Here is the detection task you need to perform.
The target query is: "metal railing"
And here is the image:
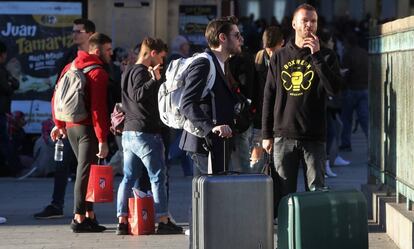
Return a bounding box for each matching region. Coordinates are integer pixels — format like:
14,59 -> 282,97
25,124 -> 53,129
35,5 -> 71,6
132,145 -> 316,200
368,15 -> 414,210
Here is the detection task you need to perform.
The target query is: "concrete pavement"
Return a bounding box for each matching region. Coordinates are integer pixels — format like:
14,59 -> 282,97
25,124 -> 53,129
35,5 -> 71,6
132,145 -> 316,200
0,130 -> 399,249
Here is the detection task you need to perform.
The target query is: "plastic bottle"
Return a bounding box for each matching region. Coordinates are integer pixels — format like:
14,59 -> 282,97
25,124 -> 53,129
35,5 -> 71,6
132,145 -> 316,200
54,138 -> 64,162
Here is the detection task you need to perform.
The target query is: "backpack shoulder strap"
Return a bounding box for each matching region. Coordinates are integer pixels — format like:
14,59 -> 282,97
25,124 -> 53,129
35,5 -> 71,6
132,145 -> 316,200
196,52 -> 216,98
196,52 -> 217,124
69,61 -> 77,70
82,64 -> 102,74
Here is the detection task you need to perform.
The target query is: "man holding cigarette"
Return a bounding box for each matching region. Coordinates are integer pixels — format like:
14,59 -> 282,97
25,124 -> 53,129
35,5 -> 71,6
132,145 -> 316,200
261,3 -> 343,214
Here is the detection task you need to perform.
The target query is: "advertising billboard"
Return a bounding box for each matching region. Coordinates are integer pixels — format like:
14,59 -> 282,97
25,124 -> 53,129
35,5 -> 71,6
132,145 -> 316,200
0,1 -> 84,133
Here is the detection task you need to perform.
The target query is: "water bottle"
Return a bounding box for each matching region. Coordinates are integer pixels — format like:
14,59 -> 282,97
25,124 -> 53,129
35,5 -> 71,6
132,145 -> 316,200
54,138 -> 64,161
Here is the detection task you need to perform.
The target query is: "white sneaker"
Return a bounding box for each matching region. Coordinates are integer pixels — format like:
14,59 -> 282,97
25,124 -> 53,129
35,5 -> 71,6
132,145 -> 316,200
0,217 -> 7,224
184,229 -> 190,236
325,160 -> 337,177
334,156 -> 350,166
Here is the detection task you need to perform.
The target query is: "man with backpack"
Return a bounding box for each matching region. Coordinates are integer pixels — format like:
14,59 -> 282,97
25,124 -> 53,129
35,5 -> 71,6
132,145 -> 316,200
33,18 -> 96,219
173,16 -> 242,246
50,33 -> 112,233
178,16 -> 242,175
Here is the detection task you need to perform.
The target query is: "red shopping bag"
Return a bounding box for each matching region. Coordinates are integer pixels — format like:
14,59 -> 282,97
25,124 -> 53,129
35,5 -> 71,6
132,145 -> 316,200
128,197 -> 155,235
85,163 -> 113,202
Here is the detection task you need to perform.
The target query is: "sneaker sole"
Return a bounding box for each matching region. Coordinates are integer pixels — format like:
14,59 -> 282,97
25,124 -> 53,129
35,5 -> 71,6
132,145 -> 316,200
72,229 -> 105,233
34,214 -> 64,220
71,226 -> 106,233
156,230 -> 183,235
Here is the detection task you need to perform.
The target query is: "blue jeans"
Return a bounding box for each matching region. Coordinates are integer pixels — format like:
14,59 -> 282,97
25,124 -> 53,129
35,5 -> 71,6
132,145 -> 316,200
229,126 -> 252,172
117,131 -> 168,218
326,110 -> 342,159
340,89 -> 369,147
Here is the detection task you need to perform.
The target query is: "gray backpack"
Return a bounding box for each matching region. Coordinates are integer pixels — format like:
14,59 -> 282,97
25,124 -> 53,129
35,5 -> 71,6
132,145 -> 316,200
158,52 -> 216,137
53,61 -> 101,122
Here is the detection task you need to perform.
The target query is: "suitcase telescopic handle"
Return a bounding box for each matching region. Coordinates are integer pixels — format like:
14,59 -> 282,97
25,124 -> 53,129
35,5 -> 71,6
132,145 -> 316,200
220,138 -> 241,175
217,170 -> 240,175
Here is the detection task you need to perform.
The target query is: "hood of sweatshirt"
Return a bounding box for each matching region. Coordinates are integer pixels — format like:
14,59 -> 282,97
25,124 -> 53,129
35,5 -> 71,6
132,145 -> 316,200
286,39 -> 313,58
73,50 -> 105,69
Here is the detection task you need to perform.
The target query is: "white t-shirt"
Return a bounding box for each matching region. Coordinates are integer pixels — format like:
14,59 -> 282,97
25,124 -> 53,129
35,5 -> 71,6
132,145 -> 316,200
217,58 -> 225,75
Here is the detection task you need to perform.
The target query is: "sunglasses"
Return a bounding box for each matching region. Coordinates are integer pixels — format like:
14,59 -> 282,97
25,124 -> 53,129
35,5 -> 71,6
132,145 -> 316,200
230,32 -> 242,40
72,30 -> 87,34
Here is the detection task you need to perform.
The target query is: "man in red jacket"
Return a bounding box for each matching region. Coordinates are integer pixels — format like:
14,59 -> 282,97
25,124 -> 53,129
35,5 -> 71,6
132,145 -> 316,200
51,33 -> 112,233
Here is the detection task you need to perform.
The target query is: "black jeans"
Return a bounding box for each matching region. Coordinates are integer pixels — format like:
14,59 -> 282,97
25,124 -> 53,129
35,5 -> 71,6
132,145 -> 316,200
51,138 -> 77,209
67,125 -> 98,215
273,137 -> 326,217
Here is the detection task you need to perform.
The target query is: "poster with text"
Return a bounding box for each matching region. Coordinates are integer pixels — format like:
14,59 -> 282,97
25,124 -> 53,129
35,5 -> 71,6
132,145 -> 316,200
0,1 -> 82,100
11,100 -> 52,134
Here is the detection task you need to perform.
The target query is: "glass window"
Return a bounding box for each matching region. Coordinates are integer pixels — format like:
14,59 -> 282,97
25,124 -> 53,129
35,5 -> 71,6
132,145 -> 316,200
247,1 -> 260,21
273,0 -> 287,23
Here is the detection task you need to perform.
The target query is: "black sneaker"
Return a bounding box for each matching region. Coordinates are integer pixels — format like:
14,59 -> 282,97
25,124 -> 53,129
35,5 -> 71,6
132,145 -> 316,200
156,218 -> 183,234
85,216 -> 106,232
70,218 -> 105,233
116,223 -> 129,235
34,205 -> 63,219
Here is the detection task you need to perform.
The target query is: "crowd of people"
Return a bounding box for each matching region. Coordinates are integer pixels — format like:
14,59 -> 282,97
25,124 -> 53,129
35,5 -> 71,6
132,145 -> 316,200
0,4 -> 368,244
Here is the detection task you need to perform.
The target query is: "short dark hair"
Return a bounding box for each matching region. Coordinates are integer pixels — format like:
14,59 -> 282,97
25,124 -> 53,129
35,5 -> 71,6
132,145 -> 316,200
0,40 -> 6,54
88,33 -> 112,50
293,3 -> 317,18
263,26 -> 283,48
73,18 -> 96,33
139,37 -> 167,58
205,16 -> 238,48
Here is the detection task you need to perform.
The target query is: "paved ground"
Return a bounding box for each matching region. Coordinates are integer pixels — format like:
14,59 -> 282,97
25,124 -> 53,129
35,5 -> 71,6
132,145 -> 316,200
0,131 -> 399,249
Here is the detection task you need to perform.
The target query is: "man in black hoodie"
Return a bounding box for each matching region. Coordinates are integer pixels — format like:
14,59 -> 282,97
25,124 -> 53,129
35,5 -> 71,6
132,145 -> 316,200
262,4 -> 342,208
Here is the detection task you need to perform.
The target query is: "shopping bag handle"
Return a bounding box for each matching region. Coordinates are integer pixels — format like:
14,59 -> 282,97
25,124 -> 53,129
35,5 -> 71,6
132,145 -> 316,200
264,151 -> 273,164
97,158 -> 106,165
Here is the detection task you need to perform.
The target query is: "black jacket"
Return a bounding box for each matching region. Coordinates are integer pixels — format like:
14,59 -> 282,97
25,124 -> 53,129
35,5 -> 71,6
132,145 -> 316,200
262,39 -> 343,141
253,49 -> 271,129
0,64 -> 19,114
121,64 -> 164,133
342,45 -> 368,90
179,49 -> 238,155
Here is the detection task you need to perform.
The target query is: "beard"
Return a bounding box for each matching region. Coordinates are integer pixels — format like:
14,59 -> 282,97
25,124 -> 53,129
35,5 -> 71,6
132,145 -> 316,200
228,45 -> 242,56
303,29 -> 314,38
